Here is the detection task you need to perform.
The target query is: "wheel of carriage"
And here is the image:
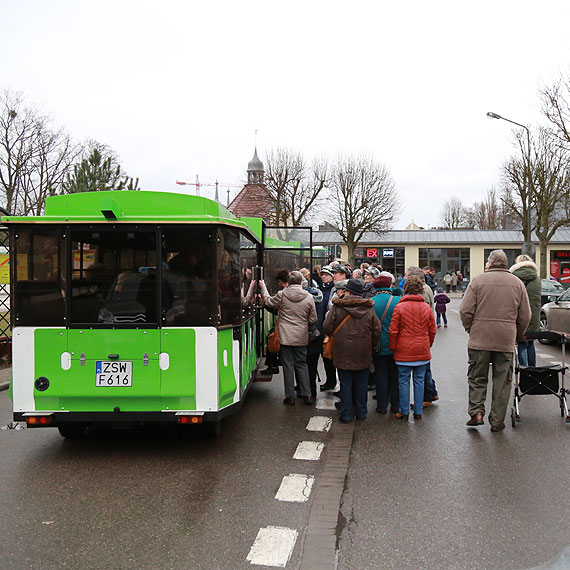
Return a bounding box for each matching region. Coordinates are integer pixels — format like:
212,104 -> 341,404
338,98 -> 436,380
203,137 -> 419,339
203,419 -> 222,438
560,399 -> 565,418
58,423 -> 88,439
511,408 -> 516,428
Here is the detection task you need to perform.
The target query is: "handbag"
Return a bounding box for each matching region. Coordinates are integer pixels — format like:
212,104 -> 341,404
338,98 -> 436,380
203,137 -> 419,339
267,298 -> 283,354
322,315 -> 351,360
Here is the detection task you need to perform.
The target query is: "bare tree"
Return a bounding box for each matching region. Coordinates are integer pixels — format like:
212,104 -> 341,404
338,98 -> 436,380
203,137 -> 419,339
541,72 -> 570,149
0,88 -> 80,215
327,154 -> 399,266
466,188 -> 507,229
440,197 -> 467,229
501,126 -> 570,277
264,148 -> 328,226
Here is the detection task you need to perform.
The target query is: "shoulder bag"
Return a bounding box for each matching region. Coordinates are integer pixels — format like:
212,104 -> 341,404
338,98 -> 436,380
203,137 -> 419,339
322,314 -> 351,360
267,297 -> 283,353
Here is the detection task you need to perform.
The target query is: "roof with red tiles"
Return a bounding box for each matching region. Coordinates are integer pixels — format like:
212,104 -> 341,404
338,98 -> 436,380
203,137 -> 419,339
228,183 -> 274,222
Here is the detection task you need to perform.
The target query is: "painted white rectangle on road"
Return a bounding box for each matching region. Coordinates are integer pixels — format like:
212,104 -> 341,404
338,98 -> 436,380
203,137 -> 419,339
294,441 -> 324,460
316,398 -> 338,411
246,526 -> 298,567
306,416 -> 332,432
275,473 -> 315,502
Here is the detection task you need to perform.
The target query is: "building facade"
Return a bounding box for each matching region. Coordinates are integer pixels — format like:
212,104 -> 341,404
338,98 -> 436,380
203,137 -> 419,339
313,229 -> 570,285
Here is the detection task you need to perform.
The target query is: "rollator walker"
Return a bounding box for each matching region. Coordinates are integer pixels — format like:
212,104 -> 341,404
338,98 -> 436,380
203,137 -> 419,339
511,331 -> 569,427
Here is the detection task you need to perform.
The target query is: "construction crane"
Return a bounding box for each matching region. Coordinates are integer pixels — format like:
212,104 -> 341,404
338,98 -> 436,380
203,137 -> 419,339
176,175 -> 241,205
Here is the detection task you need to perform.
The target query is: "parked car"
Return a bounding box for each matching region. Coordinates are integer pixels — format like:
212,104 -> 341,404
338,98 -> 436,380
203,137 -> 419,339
541,279 -> 564,307
539,287 -> 570,343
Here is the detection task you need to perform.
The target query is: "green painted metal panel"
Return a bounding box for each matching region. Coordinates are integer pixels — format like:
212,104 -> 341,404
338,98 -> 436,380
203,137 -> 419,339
160,329 -> 196,410
68,329 -> 160,361
44,329 -> 162,412
218,328 -> 237,408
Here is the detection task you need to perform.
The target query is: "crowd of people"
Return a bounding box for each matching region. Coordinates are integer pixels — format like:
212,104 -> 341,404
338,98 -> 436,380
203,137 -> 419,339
254,250 -> 537,431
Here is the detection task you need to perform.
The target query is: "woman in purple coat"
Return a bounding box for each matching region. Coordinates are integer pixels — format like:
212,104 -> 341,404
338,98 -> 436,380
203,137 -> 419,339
434,287 -> 450,328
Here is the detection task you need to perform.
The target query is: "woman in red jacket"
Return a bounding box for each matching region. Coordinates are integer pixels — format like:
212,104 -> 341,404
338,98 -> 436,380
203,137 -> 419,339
389,275 -> 436,420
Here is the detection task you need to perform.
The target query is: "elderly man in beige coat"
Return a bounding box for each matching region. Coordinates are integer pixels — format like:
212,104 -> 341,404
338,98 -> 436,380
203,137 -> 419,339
460,250 -> 531,432
259,271 -> 317,406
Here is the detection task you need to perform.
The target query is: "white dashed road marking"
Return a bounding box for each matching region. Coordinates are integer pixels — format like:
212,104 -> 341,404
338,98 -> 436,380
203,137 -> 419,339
246,526 -> 298,567
275,474 -> 315,502
293,441 -> 325,460
316,398 -> 338,411
306,416 -> 332,432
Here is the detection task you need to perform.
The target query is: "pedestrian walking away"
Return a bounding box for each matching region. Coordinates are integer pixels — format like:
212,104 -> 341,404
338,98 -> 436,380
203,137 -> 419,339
259,271 -> 317,406
434,287 -> 450,328
460,249 -> 531,432
389,275 -> 436,421
323,278 -> 381,423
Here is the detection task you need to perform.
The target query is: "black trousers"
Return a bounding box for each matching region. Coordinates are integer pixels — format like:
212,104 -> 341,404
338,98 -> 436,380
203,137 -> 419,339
307,353 -> 337,391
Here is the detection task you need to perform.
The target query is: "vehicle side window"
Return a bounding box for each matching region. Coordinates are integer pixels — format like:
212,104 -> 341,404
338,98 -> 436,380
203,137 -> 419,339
14,227 -> 66,326
162,226 -> 215,326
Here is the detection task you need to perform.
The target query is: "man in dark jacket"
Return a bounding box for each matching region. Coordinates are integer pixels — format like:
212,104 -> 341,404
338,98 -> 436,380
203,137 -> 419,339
323,279 -> 381,423
318,266 -> 338,391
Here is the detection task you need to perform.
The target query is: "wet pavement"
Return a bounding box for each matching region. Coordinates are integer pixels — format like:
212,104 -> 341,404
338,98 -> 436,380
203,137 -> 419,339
337,298 -> 570,570
0,374 -> 335,569
2,297 -> 570,569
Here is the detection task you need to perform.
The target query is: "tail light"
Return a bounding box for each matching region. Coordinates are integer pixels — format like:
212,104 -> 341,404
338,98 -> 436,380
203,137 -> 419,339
177,415 -> 203,424
25,415 -> 54,426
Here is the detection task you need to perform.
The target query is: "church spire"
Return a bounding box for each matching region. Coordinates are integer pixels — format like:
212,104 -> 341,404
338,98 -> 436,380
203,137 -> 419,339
247,147 -> 264,185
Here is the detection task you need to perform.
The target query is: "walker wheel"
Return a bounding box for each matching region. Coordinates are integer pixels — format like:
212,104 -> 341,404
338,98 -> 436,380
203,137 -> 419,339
511,408 -> 516,428
566,416 -> 570,424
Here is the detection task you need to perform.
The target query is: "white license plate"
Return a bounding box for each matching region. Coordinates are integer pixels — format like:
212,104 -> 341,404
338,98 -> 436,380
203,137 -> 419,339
96,361 -> 133,387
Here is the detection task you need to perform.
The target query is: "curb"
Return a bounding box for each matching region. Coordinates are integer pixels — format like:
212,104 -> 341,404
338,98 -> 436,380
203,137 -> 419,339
298,421 -> 354,569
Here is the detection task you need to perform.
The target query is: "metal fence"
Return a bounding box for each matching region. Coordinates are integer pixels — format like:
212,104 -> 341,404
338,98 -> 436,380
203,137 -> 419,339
0,226 -> 11,365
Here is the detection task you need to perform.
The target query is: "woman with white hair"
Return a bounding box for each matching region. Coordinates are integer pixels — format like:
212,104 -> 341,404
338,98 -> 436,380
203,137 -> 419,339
509,254 -> 541,366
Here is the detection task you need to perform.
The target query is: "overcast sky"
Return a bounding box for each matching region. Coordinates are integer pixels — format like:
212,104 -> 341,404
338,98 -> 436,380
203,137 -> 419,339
2,0 -> 570,228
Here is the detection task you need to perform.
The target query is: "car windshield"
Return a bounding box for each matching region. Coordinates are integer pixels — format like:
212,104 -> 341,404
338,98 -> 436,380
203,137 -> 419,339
557,288 -> 570,302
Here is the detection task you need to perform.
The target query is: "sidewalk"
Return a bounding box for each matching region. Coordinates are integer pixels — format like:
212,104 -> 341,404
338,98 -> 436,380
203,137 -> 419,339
0,366 -> 11,391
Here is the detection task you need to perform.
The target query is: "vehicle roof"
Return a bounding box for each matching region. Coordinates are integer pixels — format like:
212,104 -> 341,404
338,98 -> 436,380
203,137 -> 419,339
0,191 -> 263,242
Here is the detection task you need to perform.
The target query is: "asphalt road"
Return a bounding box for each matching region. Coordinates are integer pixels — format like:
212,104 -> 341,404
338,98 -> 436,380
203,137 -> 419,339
0,375 -> 333,569
2,298 -> 570,570
337,298 -> 570,570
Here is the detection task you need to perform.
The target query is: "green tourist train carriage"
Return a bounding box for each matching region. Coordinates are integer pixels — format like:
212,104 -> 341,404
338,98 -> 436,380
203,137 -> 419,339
5,191 -> 312,437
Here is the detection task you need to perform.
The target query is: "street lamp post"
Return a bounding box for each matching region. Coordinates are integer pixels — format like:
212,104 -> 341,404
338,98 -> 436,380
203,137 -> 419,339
486,111 -> 534,257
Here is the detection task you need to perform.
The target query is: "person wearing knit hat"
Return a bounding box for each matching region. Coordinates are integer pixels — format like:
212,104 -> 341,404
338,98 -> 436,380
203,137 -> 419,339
363,266 -> 381,298
331,265 -> 352,280
372,272 -> 401,414
373,274 -> 393,289
323,278 -> 381,423
316,264 -> 338,392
